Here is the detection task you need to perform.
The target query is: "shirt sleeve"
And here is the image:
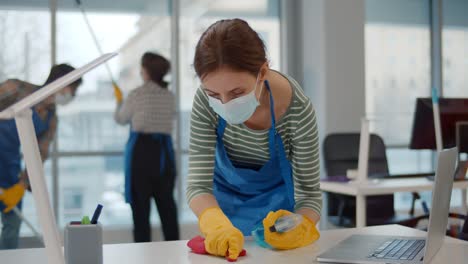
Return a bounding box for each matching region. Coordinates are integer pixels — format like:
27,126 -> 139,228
185,88 -> 218,204
0,79 -> 21,111
114,91 -> 134,125
291,100 -> 322,215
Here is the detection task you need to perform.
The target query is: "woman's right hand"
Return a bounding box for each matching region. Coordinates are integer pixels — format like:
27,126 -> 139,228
113,82 -> 123,103
199,207 -> 244,261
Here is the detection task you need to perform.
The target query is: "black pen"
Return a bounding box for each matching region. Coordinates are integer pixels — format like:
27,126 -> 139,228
91,204 -> 103,224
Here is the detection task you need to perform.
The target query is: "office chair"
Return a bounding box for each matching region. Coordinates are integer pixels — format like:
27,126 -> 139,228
323,133 -> 426,228
404,212 -> 468,241
459,213 -> 468,240
445,213 -> 468,240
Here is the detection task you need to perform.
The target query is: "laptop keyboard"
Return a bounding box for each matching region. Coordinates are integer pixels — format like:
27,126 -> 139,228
368,239 -> 425,260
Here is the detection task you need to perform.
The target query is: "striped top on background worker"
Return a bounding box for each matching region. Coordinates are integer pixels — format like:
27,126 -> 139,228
114,52 -> 179,242
114,80 -> 174,134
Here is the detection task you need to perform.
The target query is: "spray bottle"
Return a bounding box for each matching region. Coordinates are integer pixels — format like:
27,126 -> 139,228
251,214 -> 303,248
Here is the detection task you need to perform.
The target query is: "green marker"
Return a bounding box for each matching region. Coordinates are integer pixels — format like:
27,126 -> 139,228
81,215 -> 91,225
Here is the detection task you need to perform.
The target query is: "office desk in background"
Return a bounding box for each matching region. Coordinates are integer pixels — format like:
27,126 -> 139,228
321,177 -> 468,227
0,225 -> 467,264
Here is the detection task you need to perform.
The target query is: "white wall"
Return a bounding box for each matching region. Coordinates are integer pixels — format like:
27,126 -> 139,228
293,0 -> 365,228
282,0 -> 366,139
300,0 -> 366,137
280,0 -> 365,183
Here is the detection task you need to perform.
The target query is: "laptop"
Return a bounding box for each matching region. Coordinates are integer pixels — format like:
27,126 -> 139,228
317,147 -> 458,264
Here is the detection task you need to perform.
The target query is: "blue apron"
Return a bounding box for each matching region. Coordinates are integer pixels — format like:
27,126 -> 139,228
0,108 -> 53,211
124,130 -> 176,204
213,80 -> 295,235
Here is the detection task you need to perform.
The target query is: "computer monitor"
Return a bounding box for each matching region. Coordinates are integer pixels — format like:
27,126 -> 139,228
410,98 -> 468,153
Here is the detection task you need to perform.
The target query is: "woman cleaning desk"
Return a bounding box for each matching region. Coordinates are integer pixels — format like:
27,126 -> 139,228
186,18 -> 321,261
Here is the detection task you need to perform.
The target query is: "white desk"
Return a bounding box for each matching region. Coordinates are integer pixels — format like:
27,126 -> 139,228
321,177 -> 468,227
0,225 -> 466,263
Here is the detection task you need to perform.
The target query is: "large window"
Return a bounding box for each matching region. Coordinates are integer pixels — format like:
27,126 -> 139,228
366,0 -> 431,146
56,2 -> 171,227
58,156 -> 129,225
0,8 -> 50,83
54,0 -> 281,225
0,6 -> 52,236
365,0 -> 434,211
56,12 -> 142,152
365,0 -> 467,211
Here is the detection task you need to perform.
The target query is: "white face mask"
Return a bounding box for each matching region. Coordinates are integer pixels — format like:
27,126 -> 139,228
55,92 -> 73,105
208,73 -> 264,125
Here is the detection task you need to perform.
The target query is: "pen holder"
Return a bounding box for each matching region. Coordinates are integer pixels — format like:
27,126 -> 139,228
64,223 -> 103,264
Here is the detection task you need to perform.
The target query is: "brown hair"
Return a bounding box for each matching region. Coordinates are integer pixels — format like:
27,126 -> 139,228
44,64 -> 82,94
194,18 -> 267,80
141,52 -> 170,88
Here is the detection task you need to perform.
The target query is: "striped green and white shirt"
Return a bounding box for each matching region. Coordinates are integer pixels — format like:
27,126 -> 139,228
186,73 -> 321,215
114,81 -> 175,134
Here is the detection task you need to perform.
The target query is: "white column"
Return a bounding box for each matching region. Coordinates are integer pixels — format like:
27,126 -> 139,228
300,0 -> 366,137
297,0 -> 366,228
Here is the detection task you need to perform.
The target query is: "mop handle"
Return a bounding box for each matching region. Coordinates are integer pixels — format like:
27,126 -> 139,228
0,188 -> 43,243
13,207 -> 43,243
75,0 -> 117,84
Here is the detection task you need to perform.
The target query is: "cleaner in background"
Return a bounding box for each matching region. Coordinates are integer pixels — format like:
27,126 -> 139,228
114,52 -> 179,242
0,64 -> 82,249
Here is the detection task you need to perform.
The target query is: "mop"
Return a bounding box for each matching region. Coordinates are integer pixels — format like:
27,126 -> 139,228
12,207 -> 44,244
74,0 -> 123,96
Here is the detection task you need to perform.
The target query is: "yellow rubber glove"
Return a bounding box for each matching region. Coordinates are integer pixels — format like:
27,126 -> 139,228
263,209 -> 320,250
0,183 -> 25,213
113,82 -> 123,103
199,207 -> 244,261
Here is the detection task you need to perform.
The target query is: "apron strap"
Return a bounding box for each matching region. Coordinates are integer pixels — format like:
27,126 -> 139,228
216,80 -> 279,155
266,80 -> 294,205
264,80 -> 277,129
264,80 -> 278,155
216,116 -> 227,139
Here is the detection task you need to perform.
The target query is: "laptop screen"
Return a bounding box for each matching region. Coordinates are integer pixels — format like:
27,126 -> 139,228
423,148 -> 458,263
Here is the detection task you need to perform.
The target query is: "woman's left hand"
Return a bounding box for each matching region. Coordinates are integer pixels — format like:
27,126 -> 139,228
263,209 -> 320,250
